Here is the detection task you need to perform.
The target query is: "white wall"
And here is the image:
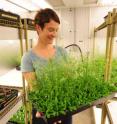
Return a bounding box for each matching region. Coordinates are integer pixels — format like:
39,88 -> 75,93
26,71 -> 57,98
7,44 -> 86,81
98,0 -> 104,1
55,6 -> 117,57
56,8 -> 75,47
75,7 -> 90,55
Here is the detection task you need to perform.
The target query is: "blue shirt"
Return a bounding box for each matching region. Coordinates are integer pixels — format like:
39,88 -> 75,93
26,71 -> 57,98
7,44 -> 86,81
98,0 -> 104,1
21,46 -> 66,74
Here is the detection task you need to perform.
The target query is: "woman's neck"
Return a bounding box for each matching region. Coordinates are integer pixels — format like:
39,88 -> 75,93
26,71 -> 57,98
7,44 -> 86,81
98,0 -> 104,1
36,40 -> 53,50
33,40 -> 55,59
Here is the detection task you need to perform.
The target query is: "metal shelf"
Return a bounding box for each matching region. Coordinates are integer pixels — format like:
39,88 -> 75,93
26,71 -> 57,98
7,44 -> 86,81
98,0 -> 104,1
0,86 -> 23,124
0,9 -> 20,28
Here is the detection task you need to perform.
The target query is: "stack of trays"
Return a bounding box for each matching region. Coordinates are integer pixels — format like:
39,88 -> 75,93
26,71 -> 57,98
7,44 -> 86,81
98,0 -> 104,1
0,87 -> 18,111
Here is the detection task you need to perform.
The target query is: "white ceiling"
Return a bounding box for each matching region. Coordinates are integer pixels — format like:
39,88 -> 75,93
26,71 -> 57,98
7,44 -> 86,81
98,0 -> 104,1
46,0 -> 98,7
0,0 -> 117,15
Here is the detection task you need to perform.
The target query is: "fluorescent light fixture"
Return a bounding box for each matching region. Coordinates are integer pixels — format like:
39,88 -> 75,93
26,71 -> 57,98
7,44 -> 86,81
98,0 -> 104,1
31,0 -> 53,9
0,0 -> 28,13
8,0 -> 39,11
98,0 -> 117,5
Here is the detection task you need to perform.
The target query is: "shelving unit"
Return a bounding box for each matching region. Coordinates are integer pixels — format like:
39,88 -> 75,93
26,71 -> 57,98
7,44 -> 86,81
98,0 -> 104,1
21,18 -> 37,124
0,11 -> 37,123
0,9 -> 24,124
94,8 -> 117,82
93,8 -> 117,124
0,9 -> 23,56
0,85 -> 23,124
21,18 -> 37,51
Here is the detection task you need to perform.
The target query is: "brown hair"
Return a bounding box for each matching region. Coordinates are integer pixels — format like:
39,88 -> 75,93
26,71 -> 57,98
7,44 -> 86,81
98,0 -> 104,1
35,8 -> 60,29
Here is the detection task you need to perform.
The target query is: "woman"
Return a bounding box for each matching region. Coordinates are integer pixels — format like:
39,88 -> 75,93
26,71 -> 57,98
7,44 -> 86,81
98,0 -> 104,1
21,8 -> 72,124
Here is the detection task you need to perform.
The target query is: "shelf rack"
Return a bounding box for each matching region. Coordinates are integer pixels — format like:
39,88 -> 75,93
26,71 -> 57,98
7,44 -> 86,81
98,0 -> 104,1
21,18 -> 35,51
0,85 -> 23,124
0,9 -> 37,124
0,9 -> 23,56
93,8 -> 117,124
0,9 -> 26,124
93,8 -> 117,81
21,18 -> 37,124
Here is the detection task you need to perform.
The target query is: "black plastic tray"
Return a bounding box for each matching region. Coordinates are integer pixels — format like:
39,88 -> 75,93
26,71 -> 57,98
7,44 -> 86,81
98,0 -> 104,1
47,92 -> 117,123
0,86 -> 18,110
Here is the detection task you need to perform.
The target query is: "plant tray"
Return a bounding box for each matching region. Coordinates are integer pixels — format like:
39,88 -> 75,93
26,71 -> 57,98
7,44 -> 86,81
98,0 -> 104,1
47,104 -> 90,124
7,121 -> 19,124
47,92 -> 117,123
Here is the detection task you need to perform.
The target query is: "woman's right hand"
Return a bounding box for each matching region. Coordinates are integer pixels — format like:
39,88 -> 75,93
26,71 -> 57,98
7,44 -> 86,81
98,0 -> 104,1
36,111 -> 62,123
36,111 -> 42,118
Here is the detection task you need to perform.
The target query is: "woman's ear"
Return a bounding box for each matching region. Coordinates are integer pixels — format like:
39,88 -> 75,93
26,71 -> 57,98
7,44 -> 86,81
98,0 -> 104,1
35,24 -> 41,35
35,24 -> 41,31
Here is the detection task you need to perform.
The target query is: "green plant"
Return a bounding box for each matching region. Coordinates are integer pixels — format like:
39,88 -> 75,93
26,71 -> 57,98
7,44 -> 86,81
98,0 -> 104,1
10,106 -> 25,124
28,57 -> 117,118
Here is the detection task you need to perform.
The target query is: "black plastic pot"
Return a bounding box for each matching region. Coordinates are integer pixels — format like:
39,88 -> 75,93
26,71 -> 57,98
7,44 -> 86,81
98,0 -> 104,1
16,66 -> 21,71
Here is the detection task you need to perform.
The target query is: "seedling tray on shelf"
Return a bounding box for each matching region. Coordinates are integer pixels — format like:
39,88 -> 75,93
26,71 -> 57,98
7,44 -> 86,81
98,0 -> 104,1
0,85 -> 18,111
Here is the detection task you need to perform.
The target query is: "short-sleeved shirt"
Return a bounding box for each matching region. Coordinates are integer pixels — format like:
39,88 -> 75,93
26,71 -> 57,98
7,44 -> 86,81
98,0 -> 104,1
21,46 -> 66,74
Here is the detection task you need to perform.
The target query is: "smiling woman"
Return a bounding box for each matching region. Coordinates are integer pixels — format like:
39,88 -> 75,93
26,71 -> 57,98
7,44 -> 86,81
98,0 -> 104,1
21,8 -> 72,124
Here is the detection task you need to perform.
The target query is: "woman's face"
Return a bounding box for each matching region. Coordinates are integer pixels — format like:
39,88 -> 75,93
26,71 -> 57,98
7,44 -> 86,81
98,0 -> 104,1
38,20 -> 59,45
